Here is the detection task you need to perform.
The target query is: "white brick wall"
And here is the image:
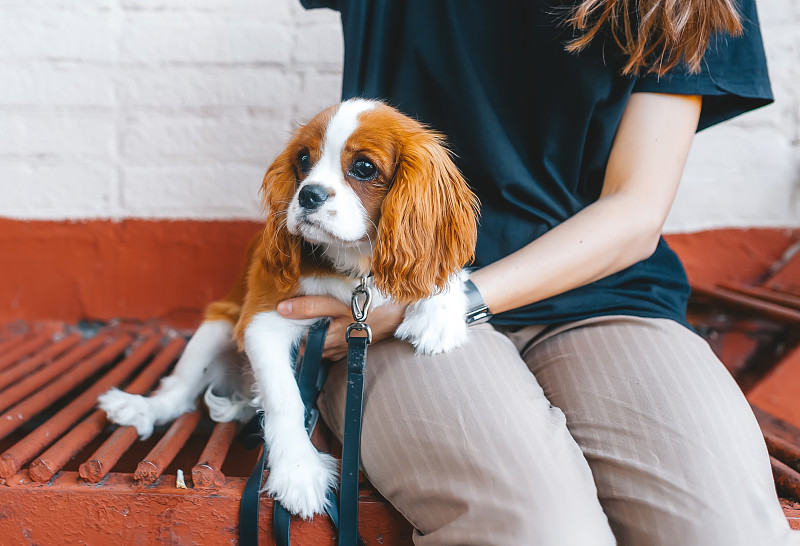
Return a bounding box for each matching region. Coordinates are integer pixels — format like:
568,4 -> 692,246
0,0 -> 797,231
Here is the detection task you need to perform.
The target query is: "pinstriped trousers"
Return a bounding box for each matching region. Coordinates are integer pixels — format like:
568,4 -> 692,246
318,316 -> 800,545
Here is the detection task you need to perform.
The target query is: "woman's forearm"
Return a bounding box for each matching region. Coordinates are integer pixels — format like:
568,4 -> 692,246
469,92 -> 702,315
470,192 -> 662,314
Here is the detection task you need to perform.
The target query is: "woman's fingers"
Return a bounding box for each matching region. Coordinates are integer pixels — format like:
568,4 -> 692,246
276,296 -> 408,360
276,296 -> 349,320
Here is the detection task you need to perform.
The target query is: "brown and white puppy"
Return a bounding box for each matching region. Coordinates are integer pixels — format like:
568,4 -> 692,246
99,99 -> 479,518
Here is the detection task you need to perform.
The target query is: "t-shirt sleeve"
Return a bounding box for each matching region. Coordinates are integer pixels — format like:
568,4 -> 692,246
299,0 -> 340,10
633,0 -> 773,131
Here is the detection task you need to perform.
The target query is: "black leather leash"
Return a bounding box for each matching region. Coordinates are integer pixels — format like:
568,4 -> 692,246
240,276 -> 372,546
339,277 -> 372,546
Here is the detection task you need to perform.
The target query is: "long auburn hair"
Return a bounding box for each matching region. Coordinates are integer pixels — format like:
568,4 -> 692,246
565,0 -> 743,75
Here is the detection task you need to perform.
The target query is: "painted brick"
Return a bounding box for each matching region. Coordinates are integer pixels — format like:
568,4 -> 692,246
0,0 -> 796,232
757,0 -> 800,24
294,71 -> 343,121
0,162 -> 116,219
666,125 -> 800,231
120,0 -> 290,20
0,0 -> 114,9
121,114 -> 292,162
118,67 -> 300,110
0,113 -> 115,158
292,23 -> 344,66
756,23 -> 800,140
686,125 -> 797,183
121,164 -> 263,218
289,0 -> 340,25
120,14 -> 291,65
0,10 -> 118,63
0,64 -> 116,108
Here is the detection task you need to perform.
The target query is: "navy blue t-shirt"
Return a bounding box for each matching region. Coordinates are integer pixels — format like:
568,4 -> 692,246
302,0 -> 773,327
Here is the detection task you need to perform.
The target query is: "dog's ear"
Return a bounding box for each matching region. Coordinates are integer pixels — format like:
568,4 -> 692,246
259,145 -> 302,293
372,133 -> 479,303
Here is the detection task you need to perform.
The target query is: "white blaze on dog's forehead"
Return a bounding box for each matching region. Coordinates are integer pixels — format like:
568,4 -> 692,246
286,99 -> 379,245
321,99 -> 377,164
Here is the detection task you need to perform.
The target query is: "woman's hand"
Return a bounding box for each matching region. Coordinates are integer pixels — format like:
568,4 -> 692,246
277,296 -> 408,361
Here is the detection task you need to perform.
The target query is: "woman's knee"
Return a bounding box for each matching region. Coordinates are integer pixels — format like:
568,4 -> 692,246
525,316 -> 797,545
319,327 -> 615,544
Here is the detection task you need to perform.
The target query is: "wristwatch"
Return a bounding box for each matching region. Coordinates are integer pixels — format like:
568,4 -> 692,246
464,278 -> 492,325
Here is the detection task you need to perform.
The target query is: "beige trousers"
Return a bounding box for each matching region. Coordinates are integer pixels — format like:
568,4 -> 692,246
318,316 -> 800,545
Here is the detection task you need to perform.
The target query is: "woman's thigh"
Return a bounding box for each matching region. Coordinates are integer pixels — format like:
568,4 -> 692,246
523,315 -> 798,546
318,324 -> 616,546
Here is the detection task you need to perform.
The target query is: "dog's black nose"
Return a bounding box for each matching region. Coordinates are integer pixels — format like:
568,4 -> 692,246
298,184 -> 330,210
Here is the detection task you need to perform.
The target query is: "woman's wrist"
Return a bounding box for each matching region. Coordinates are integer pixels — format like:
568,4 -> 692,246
464,277 -> 492,325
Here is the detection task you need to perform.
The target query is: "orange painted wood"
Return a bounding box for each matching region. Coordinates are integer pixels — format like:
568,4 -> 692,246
665,229 -> 800,290
749,345 -> 800,430
28,409 -> 109,482
0,336 -> 160,478
0,331 -> 55,372
0,218 -> 261,327
763,242 -> 800,296
718,283 -> 800,312
691,285 -> 800,323
31,338 -> 185,482
192,421 -> 238,489
134,410 -> 202,484
79,426 -> 140,483
0,332 -> 81,391
0,333 -> 110,414
0,219 -> 795,327
0,333 -> 31,357
772,457 -> 800,501
766,432 -> 800,472
0,335 -> 129,445
0,471 -> 414,545
77,338 -> 186,483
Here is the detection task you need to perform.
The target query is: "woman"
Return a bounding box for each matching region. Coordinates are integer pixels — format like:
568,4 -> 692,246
279,0 -> 798,544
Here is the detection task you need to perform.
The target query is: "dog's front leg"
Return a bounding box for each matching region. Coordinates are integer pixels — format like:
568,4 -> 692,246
395,272 -> 470,355
244,312 -> 338,519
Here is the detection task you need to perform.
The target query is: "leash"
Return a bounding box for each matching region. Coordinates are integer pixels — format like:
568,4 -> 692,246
339,277 -> 372,546
240,277 -> 372,546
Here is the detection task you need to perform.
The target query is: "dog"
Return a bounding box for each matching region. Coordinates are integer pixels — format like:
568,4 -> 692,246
98,98 -> 479,518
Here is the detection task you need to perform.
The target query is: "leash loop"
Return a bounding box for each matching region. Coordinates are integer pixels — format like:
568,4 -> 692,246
346,276 -> 373,344
349,275 -> 372,323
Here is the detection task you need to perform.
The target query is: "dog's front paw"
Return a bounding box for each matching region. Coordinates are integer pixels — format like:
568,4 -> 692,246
395,274 -> 470,355
397,316 -> 469,355
97,388 -> 156,439
266,449 -> 338,519
396,285 -> 469,354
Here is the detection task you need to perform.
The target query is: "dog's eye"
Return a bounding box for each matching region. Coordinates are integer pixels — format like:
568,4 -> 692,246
298,152 -> 312,175
349,159 -> 377,181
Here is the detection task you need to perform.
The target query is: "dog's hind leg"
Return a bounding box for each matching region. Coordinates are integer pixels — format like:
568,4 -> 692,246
203,358 -> 256,423
98,319 -> 236,439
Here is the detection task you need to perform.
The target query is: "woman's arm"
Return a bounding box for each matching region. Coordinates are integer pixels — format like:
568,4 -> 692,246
278,92 -> 701,359
470,92 -> 701,313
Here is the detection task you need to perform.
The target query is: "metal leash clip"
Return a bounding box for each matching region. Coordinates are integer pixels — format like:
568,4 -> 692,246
346,276 -> 373,344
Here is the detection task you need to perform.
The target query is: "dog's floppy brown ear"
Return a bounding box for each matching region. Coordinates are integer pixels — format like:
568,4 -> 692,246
259,146 -> 303,294
372,132 -> 479,303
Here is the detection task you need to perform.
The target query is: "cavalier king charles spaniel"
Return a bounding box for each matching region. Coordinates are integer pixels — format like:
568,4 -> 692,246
98,98 -> 479,518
